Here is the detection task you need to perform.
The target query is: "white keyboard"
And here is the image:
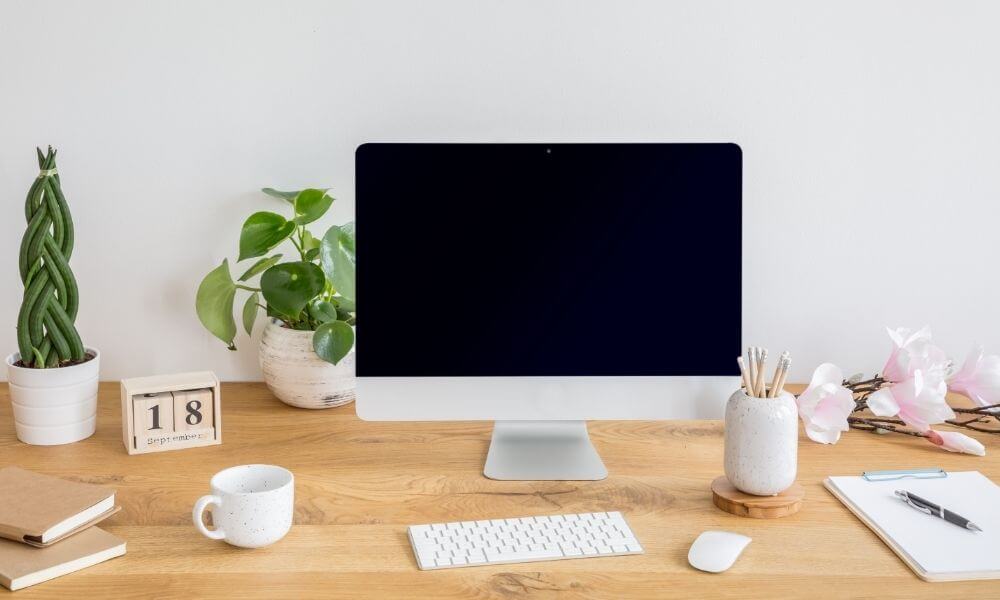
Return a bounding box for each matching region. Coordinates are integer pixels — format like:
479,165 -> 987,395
408,511 -> 643,570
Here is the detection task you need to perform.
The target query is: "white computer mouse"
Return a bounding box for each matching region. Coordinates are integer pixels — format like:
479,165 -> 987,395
687,531 -> 752,573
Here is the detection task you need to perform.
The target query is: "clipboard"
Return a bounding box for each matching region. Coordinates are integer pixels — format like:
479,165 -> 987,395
825,469 -> 1000,582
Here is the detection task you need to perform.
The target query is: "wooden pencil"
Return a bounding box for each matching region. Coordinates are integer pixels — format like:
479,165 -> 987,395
746,347 -> 757,397
754,348 -> 768,397
737,356 -> 753,394
767,352 -> 788,398
773,356 -> 791,397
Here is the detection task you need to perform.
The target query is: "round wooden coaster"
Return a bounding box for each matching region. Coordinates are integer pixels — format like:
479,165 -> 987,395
711,476 -> 804,519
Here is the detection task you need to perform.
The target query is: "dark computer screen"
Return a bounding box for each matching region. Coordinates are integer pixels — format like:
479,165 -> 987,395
356,143 -> 741,377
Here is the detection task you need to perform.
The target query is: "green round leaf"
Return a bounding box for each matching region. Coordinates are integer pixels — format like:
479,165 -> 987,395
238,212 -> 296,261
196,259 -> 237,349
261,187 -> 300,204
238,254 -> 283,281
308,300 -> 339,324
260,261 -> 325,319
320,222 -> 356,302
302,229 -> 320,251
331,295 -> 355,313
293,189 -> 334,225
312,320 -> 355,365
242,292 -> 259,336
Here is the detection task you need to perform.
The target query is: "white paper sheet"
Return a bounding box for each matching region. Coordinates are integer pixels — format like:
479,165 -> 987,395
827,471 -> 1000,578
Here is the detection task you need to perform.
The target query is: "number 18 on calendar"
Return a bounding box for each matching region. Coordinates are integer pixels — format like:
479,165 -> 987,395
120,372 -> 222,455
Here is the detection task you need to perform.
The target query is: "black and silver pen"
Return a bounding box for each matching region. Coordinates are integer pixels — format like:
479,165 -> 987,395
894,490 -> 982,532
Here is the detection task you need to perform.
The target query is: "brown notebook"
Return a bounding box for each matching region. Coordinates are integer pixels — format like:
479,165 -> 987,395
0,467 -> 119,547
0,527 -> 125,591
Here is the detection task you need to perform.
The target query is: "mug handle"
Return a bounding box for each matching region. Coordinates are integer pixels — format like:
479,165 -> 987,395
193,495 -> 225,540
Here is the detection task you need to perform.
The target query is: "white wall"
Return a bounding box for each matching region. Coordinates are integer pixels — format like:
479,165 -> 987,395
1,0 -> 998,383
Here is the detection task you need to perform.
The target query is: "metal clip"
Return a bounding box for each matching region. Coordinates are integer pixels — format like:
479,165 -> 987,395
862,468 -> 947,482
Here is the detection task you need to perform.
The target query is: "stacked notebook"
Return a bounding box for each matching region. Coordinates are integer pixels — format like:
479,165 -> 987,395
0,467 -> 126,591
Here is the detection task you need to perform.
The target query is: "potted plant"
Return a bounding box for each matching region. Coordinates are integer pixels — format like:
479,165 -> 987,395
196,187 -> 356,409
6,147 -> 100,445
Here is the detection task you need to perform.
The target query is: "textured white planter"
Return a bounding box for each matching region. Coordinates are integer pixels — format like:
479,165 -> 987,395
259,320 -> 355,409
723,388 -> 798,496
5,348 -> 100,445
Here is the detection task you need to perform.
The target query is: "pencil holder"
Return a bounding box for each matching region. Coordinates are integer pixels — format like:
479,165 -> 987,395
724,388 -> 798,496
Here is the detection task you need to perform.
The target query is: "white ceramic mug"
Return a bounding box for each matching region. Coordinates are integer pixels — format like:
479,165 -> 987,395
193,464 -> 294,548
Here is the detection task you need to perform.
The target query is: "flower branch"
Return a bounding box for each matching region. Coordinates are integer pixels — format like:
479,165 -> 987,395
842,372 -> 1000,438
794,326 -> 996,456
846,416 -> 927,437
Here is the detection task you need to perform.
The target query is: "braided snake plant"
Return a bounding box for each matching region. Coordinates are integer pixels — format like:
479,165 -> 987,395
16,147 -> 87,368
195,188 -> 356,365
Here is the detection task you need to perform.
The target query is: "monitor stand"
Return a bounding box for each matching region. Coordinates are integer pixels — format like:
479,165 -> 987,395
483,420 -> 608,481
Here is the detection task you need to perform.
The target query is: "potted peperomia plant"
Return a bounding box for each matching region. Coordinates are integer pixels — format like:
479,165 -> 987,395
6,147 -> 100,445
196,187 -> 356,409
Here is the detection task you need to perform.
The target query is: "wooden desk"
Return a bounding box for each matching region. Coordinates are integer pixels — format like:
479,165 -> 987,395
1,383 -> 997,599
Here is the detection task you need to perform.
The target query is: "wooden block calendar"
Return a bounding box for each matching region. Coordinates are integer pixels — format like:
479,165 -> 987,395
120,372 -> 221,455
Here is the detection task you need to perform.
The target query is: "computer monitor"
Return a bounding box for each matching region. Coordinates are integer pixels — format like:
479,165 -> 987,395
356,143 -> 741,480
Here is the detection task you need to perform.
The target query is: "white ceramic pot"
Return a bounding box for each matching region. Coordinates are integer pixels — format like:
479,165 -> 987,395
723,388 -> 798,496
5,348 -> 100,445
259,320 -> 355,409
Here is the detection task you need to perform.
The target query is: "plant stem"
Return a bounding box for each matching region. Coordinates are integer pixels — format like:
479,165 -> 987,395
832,373 -> 1000,437
844,376 -> 887,389
952,404 -> 1000,414
294,226 -> 309,261
847,416 -> 928,437
290,236 -> 304,260
944,418 -> 1000,433
235,284 -> 260,292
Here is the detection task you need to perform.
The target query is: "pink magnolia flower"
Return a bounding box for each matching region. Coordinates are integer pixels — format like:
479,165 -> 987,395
948,345 -> 1000,408
796,363 -> 855,444
869,326 -> 955,432
926,429 -> 986,456
868,369 -> 954,432
882,326 -> 949,382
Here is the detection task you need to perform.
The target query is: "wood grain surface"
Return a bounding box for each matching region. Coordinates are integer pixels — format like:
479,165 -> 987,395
1,382 -> 997,599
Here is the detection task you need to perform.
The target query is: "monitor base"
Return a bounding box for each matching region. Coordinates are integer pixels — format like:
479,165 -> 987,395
483,420 -> 608,481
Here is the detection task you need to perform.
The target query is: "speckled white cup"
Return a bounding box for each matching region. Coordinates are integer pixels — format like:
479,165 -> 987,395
723,389 -> 798,496
193,464 -> 294,548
